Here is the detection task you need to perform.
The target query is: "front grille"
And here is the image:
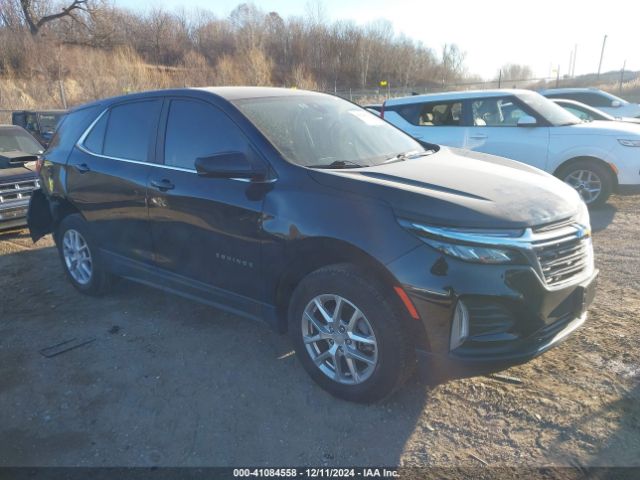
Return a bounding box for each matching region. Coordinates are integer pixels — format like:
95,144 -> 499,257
0,178 -> 39,204
533,228 -> 591,287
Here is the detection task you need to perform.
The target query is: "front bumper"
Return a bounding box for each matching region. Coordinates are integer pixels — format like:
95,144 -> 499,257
0,199 -> 29,230
386,244 -> 598,372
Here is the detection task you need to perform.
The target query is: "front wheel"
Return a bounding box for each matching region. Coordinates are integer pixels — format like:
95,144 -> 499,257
288,264 -> 415,403
557,160 -> 614,207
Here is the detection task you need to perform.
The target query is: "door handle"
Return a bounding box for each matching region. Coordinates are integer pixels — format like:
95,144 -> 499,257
150,179 -> 175,191
74,163 -> 90,173
470,134 -> 488,140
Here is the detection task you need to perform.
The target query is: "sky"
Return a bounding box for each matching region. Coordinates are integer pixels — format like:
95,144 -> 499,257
113,0 -> 639,80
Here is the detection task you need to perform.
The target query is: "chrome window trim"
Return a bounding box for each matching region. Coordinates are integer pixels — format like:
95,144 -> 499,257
76,107 -> 277,183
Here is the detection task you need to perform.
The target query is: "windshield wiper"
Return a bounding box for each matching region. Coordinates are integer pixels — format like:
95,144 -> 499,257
307,160 -> 364,169
382,150 -> 435,164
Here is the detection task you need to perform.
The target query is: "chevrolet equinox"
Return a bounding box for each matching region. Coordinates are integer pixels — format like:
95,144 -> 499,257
28,87 -> 598,402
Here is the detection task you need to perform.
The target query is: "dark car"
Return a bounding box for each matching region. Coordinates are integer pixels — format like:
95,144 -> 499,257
12,109 -> 66,147
0,125 -> 43,230
28,87 -> 598,402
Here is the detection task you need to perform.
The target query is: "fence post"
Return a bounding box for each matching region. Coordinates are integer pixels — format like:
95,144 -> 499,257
58,79 -> 68,110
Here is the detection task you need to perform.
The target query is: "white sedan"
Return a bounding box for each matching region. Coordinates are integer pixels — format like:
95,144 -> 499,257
382,89 -> 640,206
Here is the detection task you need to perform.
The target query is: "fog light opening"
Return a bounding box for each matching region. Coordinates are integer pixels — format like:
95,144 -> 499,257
450,300 -> 469,351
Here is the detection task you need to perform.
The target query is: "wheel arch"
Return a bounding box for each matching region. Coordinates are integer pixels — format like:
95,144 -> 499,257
273,237 -> 417,334
552,156 -> 619,190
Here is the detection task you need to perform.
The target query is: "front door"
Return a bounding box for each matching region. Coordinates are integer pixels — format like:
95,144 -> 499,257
463,96 -> 550,171
147,97 -> 267,306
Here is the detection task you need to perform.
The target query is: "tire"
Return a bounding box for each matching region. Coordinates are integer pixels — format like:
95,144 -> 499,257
56,214 -> 112,296
557,160 -> 614,208
288,263 -> 415,403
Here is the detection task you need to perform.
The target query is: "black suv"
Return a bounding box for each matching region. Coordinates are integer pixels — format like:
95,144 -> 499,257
28,87 -> 598,402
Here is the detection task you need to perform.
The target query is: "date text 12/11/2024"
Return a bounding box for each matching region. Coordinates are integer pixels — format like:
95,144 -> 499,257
232,468 -> 399,478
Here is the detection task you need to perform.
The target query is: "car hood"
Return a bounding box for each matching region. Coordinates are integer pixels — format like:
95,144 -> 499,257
554,120 -> 640,136
0,158 -> 37,182
308,147 -> 581,229
0,150 -> 39,169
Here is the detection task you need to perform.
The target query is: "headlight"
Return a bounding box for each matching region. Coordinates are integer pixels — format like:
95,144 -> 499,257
399,220 -> 525,265
421,238 -> 521,264
618,139 -> 640,147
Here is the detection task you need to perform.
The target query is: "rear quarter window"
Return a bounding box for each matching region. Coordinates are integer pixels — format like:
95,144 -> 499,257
45,105 -> 103,165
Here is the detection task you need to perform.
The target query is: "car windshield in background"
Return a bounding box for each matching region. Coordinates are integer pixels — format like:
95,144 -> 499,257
234,95 -> 425,168
517,92 -> 582,126
0,129 -> 43,155
38,113 -> 64,133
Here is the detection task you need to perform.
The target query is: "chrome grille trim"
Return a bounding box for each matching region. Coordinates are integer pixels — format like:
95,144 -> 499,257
0,179 -> 40,204
400,219 -> 594,289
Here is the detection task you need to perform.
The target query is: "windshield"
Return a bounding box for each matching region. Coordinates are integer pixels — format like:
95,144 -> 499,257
517,92 -> 582,126
234,94 -> 425,167
0,128 -> 44,155
38,112 -> 64,133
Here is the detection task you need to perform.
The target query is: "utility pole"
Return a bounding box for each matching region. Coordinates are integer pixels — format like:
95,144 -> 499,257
597,34 -> 607,81
555,64 -> 560,88
572,44 -> 578,77
568,50 -> 574,78
619,60 -> 626,94
498,69 -> 502,88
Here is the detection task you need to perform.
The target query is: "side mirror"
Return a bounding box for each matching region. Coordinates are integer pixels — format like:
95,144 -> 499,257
611,100 -> 622,108
517,115 -> 537,127
195,151 -> 266,180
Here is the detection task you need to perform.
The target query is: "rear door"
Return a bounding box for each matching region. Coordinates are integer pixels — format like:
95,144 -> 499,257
385,99 -> 468,147
67,99 -> 162,264
463,95 -> 550,171
147,97 -> 267,304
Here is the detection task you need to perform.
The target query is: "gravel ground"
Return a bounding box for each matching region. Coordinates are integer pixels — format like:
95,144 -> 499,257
0,195 -> 638,468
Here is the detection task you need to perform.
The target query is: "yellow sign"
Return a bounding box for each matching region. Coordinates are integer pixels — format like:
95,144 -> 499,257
379,80 -> 388,87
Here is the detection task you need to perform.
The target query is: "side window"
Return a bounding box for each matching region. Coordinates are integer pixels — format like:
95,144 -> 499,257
416,101 -> 462,126
25,113 -> 38,132
164,99 -> 248,170
576,93 -> 611,108
103,100 -> 162,162
388,104 -> 422,125
472,97 -> 529,126
83,112 -> 108,154
564,106 -> 591,122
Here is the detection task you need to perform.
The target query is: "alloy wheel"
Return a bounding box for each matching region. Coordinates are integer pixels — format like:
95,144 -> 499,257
564,169 -> 602,204
62,229 -> 93,285
302,294 -> 378,385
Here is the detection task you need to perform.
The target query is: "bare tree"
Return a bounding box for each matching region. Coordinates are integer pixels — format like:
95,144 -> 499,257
16,0 -> 90,36
497,63 -> 534,82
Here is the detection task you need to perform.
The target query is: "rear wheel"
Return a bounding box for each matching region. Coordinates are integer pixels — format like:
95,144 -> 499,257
56,214 -> 112,295
288,264 -> 415,403
557,160 -> 614,207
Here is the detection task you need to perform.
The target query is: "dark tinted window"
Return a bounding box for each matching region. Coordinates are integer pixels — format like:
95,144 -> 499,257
84,112 -> 108,154
549,92 -> 610,107
388,103 -> 422,125
164,99 -> 248,170
47,105 -> 102,163
103,100 -> 161,162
